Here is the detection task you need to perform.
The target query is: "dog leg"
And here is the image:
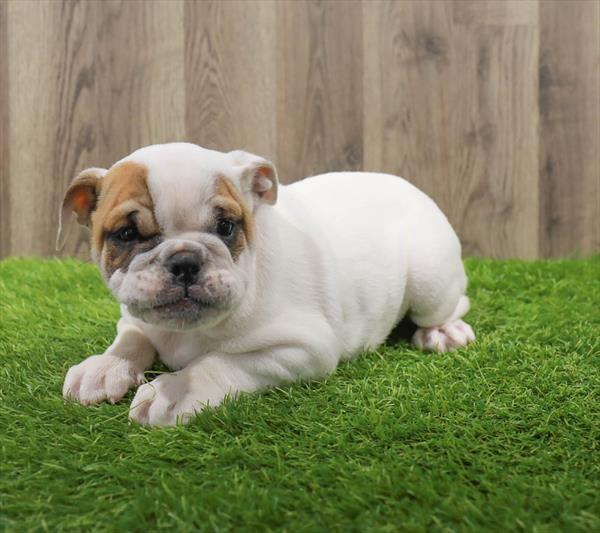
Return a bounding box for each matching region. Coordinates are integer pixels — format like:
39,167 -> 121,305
129,340 -> 338,426
63,319 -> 156,405
411,295 -> 475,352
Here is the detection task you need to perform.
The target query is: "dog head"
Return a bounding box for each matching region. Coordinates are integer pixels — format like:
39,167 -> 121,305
59,143 -> 278,330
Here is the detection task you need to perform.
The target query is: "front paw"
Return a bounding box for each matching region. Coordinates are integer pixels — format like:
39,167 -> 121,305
129,373 -> 208,426
63,354 -> 145,405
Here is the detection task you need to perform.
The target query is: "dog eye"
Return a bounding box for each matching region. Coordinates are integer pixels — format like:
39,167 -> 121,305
114,226 -> 139,242
216,219 -> 235,238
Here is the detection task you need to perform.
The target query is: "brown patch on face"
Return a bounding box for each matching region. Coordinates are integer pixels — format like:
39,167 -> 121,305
90,161 -> 160,275
213,175 -> 255,260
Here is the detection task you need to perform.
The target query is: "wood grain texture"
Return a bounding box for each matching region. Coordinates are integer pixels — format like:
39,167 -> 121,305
539,0 -> 600,257
0,0 -> 598,259
7,0 -> 96,258
364,0 -> 539,258
0,1 -> 10,257
454,16 -> 540,259
454,0 -> 538,26
184,0 -> 277,160
276,0 -> 363,184
95,0 -> 185,165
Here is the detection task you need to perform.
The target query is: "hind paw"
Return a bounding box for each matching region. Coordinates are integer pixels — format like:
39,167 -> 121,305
412,319 -> 475,353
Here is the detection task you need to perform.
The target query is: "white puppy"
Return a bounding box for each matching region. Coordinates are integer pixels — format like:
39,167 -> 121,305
60,142 -> 474,426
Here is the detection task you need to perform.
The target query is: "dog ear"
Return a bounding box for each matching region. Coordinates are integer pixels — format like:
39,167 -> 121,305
56,167 -> 106,250
229,150 -> 278,205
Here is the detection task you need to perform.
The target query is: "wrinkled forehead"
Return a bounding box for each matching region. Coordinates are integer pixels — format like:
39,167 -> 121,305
93,152 -> 249,243
148,169 -> 218,235
119,144 -> 238,235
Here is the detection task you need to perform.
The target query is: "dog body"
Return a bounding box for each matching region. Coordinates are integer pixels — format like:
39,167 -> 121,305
62,143 -> 474,425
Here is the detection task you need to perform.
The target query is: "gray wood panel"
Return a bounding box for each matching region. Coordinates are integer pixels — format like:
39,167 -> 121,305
364,0 -> 540,258
539,0 -> 600,257
95,0 -> 186,164
184,0 -> 277,160
0,1 -> 10,258
6,0 -> 96,258
0,0 -> 598,259
276,0 -> 363,184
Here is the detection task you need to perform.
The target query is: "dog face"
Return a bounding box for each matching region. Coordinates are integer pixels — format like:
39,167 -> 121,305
59,143 -> 278,330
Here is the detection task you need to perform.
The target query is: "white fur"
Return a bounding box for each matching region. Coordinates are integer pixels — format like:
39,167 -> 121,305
62,142 -> 475,425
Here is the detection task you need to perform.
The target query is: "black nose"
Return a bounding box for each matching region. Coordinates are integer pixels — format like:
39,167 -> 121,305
167,252 -> 200,286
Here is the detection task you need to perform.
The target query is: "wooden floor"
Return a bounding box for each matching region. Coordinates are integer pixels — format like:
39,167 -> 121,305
0,0 -> 598,259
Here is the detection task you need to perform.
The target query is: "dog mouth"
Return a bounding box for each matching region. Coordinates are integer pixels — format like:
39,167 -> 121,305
130,283 -> 221,312
150,296 -> 211,313
120,270 -> 238,329
127,284 -> 232,328
127,295 -> 215,329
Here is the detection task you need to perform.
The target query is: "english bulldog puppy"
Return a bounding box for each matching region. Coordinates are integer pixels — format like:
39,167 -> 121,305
60,142 -> 475,426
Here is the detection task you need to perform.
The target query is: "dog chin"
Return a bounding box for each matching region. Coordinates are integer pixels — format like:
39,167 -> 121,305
127,297 -> 230,330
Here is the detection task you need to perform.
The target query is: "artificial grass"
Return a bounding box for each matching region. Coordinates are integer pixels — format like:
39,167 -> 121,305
0,257 -> 599,532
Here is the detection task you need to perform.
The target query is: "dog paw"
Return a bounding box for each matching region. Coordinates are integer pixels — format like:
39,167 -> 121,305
129,373 -> 204,426
412,319 -> 475,353
63,354 -> 146,405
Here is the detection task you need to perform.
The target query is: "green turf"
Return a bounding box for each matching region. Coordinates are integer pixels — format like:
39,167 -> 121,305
0,257 -> 599,532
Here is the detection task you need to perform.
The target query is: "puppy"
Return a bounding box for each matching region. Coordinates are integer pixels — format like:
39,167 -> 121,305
60,142 -> 475,426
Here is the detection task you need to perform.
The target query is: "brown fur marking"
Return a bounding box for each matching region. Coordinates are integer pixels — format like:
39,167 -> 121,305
91,161 -> 159,275
213,175 -> 255,260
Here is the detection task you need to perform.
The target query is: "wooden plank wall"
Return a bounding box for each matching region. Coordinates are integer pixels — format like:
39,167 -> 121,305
0,0 -> 598,260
